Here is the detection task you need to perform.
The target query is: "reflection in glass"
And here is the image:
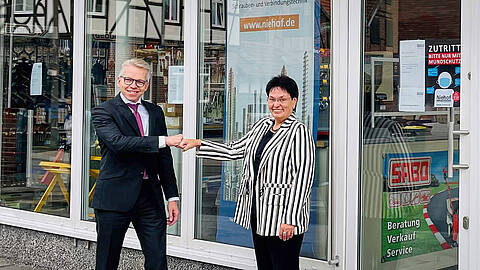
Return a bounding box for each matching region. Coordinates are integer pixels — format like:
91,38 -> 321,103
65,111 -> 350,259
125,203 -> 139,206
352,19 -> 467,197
196,0 -> 330,260
165,0 -> 170,20
0,0 -> 73,217
361,0 -> 460,269
95,0 -> 103,13
212,0 -> 225,27
165,0 -> 179,22
83,0 -> 184,236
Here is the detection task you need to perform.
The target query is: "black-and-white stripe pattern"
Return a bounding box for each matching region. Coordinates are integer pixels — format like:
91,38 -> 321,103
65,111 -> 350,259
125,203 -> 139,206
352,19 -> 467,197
197,114 -> 315,236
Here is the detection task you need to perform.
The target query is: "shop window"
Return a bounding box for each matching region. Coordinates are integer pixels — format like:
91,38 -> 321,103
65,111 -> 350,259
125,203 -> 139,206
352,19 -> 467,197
197,0 -> 330,262
83,0 -> 184,236
0,1 -> 74,217
211,0 -> 225,28
164,0 -> 180,23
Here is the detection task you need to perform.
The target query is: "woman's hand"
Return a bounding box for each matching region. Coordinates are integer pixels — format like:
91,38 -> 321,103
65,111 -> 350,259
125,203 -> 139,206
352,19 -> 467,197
179,138 -> 201,151
279,224 -> 295,241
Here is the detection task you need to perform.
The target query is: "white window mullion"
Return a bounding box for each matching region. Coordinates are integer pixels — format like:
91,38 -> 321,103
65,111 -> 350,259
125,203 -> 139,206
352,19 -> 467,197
337,0 -> 362,268
70,0 -> 86,229
179,0 -> 197,248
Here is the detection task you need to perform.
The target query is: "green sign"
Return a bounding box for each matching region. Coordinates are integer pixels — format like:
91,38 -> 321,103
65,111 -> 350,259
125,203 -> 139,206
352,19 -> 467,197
381,151 -> 458,262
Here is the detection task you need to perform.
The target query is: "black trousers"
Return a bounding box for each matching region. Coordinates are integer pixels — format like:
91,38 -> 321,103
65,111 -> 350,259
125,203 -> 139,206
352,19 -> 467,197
95,180 -> 167,270
251,211 -> 304,270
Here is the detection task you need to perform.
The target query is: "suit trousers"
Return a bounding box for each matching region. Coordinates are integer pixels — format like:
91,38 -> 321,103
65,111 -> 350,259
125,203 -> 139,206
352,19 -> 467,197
251,211 -> 304,270
95,180 -> 167,270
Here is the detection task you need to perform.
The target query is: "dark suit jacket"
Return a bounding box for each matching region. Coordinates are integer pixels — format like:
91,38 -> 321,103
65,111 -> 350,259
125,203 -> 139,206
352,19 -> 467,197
91,94 -> 179,212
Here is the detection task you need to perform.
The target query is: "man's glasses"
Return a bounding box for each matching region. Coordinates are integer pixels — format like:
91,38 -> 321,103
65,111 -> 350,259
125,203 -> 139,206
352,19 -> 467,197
120,76 -> 148,88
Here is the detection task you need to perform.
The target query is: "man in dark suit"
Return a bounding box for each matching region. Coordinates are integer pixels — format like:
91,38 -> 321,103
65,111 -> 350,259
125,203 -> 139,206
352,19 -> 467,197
91,58 -> 182,270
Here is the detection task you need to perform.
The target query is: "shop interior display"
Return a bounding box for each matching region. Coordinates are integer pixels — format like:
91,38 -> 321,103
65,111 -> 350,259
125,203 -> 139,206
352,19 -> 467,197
0,38 -> 72,216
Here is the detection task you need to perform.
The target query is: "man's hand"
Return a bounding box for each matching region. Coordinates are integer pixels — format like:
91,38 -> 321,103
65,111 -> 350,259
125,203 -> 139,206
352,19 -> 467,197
179,138 -> 201,151
167,201 -> 180,226
165,134 -> 183,147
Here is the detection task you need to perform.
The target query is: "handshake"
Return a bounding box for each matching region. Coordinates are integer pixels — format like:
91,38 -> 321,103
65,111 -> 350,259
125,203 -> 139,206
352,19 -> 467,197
165,134 -> 201,151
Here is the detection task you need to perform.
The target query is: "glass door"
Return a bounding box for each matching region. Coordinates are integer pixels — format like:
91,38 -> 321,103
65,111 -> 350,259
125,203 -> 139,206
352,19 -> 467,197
360,0 -> 461,269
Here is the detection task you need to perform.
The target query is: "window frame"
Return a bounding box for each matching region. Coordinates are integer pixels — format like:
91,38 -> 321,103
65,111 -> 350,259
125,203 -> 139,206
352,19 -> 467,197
0,0 -> 356,269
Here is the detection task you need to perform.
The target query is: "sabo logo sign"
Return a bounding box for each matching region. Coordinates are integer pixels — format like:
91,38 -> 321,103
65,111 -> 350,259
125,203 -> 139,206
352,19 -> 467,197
388,157 -> 431,189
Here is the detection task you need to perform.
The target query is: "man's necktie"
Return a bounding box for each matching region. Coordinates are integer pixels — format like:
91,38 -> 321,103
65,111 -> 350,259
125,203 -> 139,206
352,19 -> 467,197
127,103 -> 147,178
127,103 -> 144,136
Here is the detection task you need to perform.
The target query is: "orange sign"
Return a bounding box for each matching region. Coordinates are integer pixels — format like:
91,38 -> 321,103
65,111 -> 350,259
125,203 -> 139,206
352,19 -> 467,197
240,14 -> 299,32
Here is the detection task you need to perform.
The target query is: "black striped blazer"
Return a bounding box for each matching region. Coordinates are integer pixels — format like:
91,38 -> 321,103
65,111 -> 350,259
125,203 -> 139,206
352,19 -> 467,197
197,114 -> 315,236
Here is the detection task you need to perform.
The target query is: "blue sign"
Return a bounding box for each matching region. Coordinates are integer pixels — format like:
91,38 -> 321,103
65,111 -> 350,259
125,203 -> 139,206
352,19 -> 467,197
428,67 -> 438,77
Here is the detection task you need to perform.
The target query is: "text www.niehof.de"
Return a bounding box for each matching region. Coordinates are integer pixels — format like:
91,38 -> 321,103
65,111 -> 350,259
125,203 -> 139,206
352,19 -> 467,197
240,15 -> 299,32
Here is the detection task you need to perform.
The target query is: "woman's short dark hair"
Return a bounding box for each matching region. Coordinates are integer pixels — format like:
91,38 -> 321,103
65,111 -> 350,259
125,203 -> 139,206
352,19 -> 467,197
265,75 -> 299,99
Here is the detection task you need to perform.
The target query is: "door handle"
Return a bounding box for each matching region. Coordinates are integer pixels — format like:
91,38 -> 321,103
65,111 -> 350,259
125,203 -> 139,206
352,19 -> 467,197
328,255 -> 340,266
448,108 -> 469,178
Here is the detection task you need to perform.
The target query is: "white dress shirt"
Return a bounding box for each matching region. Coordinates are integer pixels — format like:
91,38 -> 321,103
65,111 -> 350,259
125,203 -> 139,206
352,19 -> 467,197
120,93 -> 166,147
120,93 -> 178,202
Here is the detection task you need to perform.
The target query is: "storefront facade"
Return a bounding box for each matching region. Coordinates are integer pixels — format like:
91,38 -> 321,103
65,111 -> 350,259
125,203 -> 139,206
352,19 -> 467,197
1,0 -> 479,269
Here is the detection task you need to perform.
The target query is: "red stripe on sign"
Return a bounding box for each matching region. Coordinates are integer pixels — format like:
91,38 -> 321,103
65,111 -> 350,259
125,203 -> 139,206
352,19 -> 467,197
441,242 -> 452,249
424,213 -> 429,219
429,225 -> 439,234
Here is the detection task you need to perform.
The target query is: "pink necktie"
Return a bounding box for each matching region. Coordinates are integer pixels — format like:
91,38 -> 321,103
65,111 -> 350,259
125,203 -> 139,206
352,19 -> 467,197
127,103 -> 144,136
127,103 -> 147,178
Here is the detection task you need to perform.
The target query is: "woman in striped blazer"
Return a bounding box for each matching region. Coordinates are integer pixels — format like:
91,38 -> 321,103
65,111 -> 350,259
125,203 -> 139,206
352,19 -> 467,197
181,75 -> 315,270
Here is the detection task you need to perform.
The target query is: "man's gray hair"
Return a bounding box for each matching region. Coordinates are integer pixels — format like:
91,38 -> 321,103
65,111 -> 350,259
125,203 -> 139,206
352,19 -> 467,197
119,58 -> 151,81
